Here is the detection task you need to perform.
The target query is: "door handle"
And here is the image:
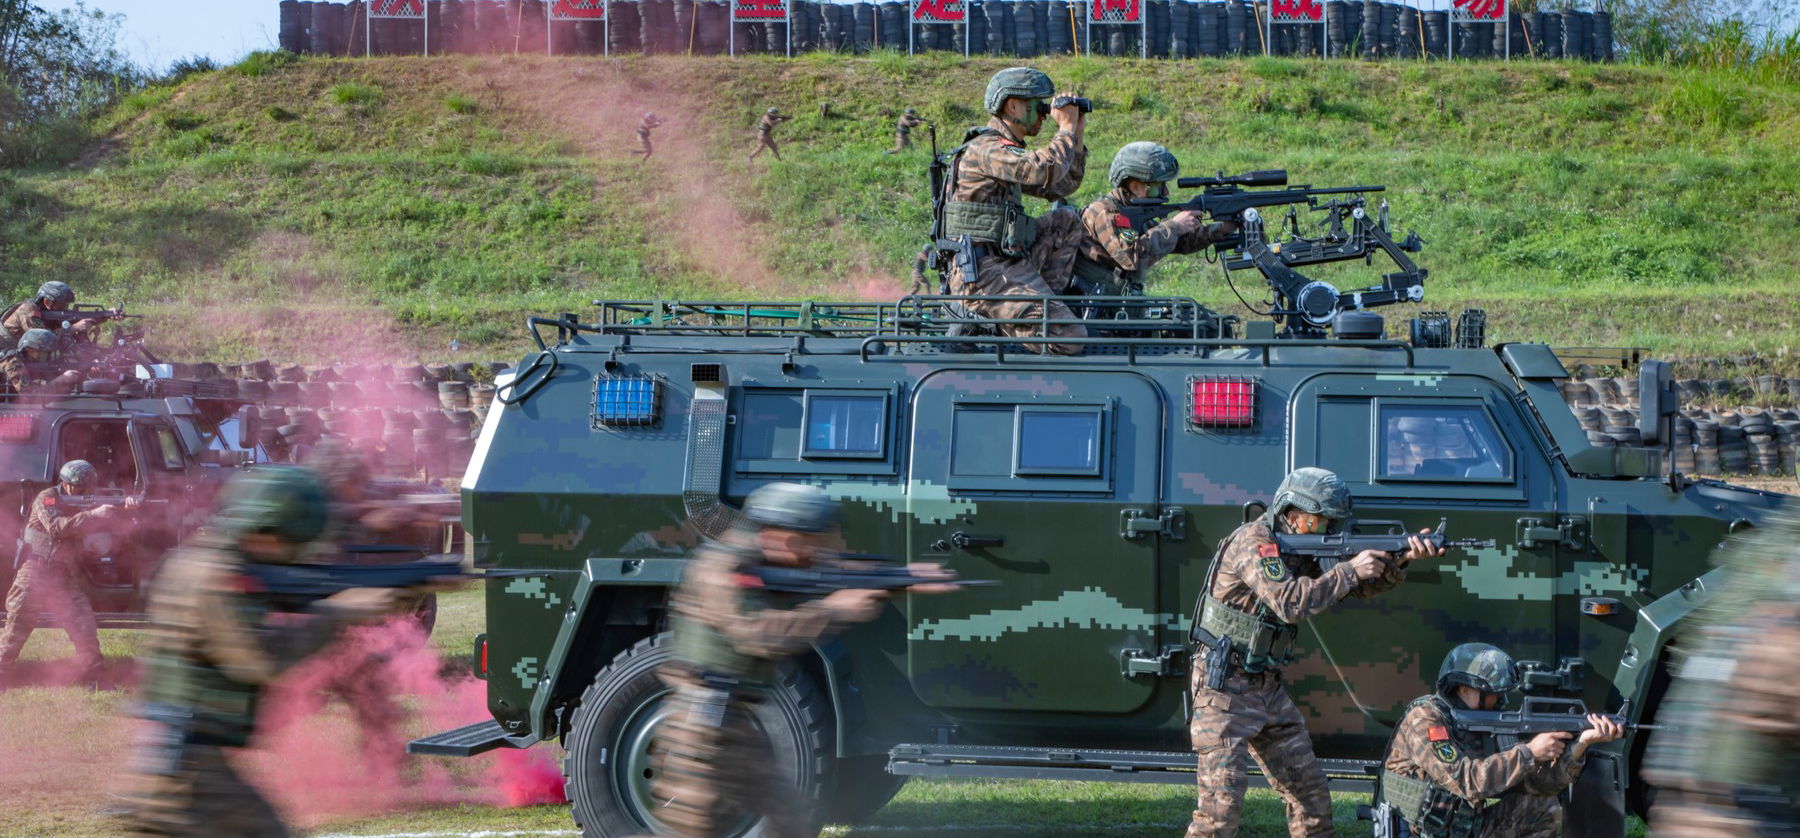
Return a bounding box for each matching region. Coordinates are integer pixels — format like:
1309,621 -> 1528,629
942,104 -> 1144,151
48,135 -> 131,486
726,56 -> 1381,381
950,532 -> 1004,550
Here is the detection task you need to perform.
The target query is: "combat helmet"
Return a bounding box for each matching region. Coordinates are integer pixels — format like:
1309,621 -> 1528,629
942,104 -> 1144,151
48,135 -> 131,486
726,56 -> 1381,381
17,328 -> 57,353
1108,141 -> 1181,190
1436,642 -> 1519,700
212,465 -> 331,552
767,107 -> 781,115
743,482 -> 838,533
58,460 -> 98,489
983,67 -> 1054,115
905,107 -> 918,116
1267,467 -> 1352,523
36,281 -> 74,307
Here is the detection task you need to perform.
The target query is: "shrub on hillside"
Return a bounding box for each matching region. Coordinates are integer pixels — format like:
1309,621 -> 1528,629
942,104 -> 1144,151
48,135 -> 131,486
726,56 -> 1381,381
330,82 -> 383,106
235,50 -> 299,78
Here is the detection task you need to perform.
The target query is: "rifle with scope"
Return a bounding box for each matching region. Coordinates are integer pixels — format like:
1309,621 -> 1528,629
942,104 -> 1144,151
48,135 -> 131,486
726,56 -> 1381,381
1275,518 -> 1494,572
1115,169 -> 1430,337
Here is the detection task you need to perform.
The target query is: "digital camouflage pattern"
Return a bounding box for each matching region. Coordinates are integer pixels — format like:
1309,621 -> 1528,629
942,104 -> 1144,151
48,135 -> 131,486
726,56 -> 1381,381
1188,517 -> 1405,837
0,487 -> 122,685
885,110 -> 927,155
749,110 -> 791,161
1645,511 -> 1800,836
1,301 -> 49,340
1106,141 -> 1180,187
1383,695 -> 1583,837
982,66 -> 1054,114
0,351 -> 76,395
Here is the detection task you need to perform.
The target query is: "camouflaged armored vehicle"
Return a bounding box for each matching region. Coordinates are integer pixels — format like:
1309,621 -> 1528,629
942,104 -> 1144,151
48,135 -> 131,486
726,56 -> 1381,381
411,288 -> 1789,838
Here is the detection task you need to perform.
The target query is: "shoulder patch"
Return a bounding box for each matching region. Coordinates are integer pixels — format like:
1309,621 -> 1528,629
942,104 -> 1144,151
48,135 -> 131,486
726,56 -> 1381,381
997,137 -> 1022,148
1427,725 -> 1450,742
1259,554 -> 1289,582
1433,741 -> 1461,764
41,496 -> 55,508
1119,229 -> 1139,243
1113,213 -> 1132,228
1256,542 -> 1281,559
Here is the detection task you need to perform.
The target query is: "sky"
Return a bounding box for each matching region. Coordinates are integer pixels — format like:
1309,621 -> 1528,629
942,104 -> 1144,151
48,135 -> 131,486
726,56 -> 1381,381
39,0 -> 278,71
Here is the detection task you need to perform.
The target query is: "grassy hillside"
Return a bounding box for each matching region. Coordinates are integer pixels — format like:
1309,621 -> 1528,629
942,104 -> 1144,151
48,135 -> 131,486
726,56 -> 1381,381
0,51 -> 1795,364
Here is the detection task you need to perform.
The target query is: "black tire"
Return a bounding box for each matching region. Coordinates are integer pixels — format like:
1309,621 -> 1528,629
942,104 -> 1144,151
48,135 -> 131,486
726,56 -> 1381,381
822,755 -> 908,824
563,634 -> 834,838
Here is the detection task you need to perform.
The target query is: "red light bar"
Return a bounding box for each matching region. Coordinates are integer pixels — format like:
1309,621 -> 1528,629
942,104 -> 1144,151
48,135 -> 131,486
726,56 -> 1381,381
0,413 -> 34,442
1190,378 -> 1256,428
479,639 -> 489,677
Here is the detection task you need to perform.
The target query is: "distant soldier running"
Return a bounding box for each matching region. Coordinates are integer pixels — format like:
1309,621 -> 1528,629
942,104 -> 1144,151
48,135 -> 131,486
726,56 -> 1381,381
0,460 -> 133,690
1376,643 -> 1623,837
748,107 -> 791,162
884,107 -> 928,155
630,111 -> 666,160
1187,467 -> 1443,838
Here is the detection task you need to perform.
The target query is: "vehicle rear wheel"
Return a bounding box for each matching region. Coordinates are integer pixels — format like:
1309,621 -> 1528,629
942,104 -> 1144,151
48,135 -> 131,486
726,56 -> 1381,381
563,633 -> 833,838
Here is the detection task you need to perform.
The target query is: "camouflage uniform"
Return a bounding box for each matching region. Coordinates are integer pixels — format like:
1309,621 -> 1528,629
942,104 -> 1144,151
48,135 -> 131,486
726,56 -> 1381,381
884,111 -> 926,155
0,351 -> 70,395
749,110 -> 791,161
1,300 -> 50,340
1380,695 -> 1585,837
943,116 -> 1089,354
0,487 -> 122,686
654,500 -> 864,838
631,112 -> 666,160
1645,511 -> 1800,837
1075,190 -> 1234,294
1187,516 -> 1405,837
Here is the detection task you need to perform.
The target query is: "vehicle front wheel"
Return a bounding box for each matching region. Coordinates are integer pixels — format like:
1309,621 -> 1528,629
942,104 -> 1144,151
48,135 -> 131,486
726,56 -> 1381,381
562,633 -> 833,838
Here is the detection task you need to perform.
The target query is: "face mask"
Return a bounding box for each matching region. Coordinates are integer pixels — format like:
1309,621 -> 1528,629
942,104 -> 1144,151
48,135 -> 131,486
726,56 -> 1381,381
1145,182 -> 1170,201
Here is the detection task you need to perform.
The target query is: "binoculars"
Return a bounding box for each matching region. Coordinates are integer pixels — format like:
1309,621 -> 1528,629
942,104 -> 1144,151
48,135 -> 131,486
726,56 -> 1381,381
1034,96 -> 1094,117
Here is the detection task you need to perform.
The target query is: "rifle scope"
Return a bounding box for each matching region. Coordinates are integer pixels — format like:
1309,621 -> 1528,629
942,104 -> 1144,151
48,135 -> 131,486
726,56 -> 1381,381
1178,169 -> 1288,189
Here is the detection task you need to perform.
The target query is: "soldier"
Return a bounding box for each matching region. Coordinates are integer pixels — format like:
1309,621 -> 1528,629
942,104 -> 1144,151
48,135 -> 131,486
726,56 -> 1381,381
1,280 -> 89,345
1187,467 -> 1443,838
937,67 -> 1089,355
1645,510 -> 1800,836
0,460 -> 134,689
630,110 -> 666,160
652,482 -> 949,838
1074,142 -> 1238,296
748,106 -> 792,162
1376,643 -> 1624,837
0,328 -> 83,395
116,466 -> 423,838
883,107 -> 928,155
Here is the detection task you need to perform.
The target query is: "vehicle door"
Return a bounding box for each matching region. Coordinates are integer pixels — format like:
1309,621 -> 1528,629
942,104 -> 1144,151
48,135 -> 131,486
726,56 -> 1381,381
904,369 -> 1168,714
51,414 -> 141,612
1289,372 -> 1563,756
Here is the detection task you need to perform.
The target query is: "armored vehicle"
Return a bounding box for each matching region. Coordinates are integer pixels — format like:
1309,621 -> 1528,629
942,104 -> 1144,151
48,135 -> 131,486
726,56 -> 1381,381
410,291 -> 1785,838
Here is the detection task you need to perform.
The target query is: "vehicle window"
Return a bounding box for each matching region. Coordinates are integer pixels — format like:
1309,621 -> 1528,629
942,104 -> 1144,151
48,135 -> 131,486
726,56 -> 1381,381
154,428 -> 184,470
803,394 -> 886,458
1379,404 -> 1512,480
738,392 -> 803,461
1015,409 -> 1103,476
950,406 -> 1012,477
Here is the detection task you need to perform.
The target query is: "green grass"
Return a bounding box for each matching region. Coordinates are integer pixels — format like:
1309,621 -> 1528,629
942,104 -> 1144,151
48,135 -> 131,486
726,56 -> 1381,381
1,54 -> 1797,365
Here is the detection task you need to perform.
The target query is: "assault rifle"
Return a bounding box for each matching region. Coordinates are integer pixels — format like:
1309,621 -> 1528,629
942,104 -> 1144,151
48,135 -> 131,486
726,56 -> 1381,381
1115,169 -> 1430,337
41,303 -> 140,330
1275,518 -> 1494,572
242,555 -> 469,611
743,563 -> 994,596
1447,695 -> 1666,737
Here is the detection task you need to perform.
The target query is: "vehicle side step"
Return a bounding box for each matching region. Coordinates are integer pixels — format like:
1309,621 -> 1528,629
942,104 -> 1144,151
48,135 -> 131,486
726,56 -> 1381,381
407,720 -> 528,757
887,744 -> 1378,792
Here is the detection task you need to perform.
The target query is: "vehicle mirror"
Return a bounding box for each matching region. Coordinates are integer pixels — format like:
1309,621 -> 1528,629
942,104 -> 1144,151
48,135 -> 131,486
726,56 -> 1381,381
1636,360 -> 1675,446
236,405 -> 258,451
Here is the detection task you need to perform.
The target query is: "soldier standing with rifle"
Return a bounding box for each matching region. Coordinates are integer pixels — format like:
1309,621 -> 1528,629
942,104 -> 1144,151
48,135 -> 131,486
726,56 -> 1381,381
651,482 -> 953,837
1187,467 -> 1442,838
116,467 -> 429,837
748,106 -> 791,162
0,460 -> 133,690
884,107 -> 928,155
934,67 -> 1089,355
1075,142 -> 1238,296
1374,643 -> 1624,837
631,111 -> 666,161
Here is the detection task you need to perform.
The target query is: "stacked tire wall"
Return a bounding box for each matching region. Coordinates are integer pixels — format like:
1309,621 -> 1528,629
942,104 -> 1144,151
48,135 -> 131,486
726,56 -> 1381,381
279,0 -> 1615,59
1559,369 -> 1800,477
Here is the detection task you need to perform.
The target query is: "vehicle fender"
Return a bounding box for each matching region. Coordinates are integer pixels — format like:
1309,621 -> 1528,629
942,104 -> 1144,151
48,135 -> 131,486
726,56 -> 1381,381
528,557 -> 686,740
1609,566 -> 1723,716
801,637 -> 858,758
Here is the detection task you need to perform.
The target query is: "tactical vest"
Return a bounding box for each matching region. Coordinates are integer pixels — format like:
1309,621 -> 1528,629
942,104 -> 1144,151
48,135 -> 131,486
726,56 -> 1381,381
140,548 -> 281,747
1190,524 -> 1304,677
940,127 -> 1038,258
1377,696 -> 1495,838
668,542 -> 790,689
1071,254 -> 1140,297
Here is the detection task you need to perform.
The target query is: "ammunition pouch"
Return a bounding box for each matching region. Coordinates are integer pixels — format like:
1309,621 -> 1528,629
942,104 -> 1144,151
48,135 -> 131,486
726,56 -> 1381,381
942,200 -> 1036,258
1192,595 -> 1297,676
1379,770 -> 1483,838
21,527 -> 51,559
1070,256 -> 1143,298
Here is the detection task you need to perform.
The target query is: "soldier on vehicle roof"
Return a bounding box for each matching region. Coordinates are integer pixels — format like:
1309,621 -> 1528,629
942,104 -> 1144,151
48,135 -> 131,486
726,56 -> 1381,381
748,106 -> 791,162
650,483 -> 953,838
937,67 -> 1089,355
1376,643 -> 1623,837
1,281 -> 95,347
1188,467 -> 1444,838
884,107 -> 928,155
1075,142 -> 1237,297
0,459 -> 134,690
117,466 -> 428,838
0,328 -> 83,395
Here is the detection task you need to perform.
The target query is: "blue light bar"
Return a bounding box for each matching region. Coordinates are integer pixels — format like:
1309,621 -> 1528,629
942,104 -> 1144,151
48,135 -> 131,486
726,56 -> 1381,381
593,375 -> 660,426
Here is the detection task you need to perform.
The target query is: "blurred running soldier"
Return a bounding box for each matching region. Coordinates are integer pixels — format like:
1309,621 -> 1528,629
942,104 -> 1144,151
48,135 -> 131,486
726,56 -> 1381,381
631,111 -> 666,160
884,107 -> 928,155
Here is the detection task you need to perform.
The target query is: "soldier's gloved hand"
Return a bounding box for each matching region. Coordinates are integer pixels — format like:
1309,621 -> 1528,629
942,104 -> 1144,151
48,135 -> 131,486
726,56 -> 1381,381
903,562 -> 962,595
1050,92 -> 1084,130
821,588 -> 888,622
1168,211 -> 1203,235
1347,550 -> 1389,581
1578,714 -> 1625,745
123,497 -> 141,511
1524,731 -> 1572,763
1398,530 -> 1446,564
